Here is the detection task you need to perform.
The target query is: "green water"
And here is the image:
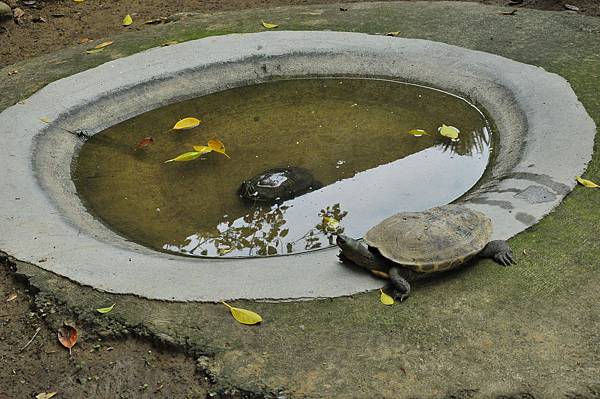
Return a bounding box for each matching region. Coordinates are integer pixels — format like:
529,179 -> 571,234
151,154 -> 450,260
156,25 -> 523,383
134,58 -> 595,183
72,78 -> 491,258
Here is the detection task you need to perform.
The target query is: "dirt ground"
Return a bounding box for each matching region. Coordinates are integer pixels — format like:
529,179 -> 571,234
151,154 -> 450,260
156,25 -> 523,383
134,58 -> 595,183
1,0 -> 599,398
1,0 -> 600,68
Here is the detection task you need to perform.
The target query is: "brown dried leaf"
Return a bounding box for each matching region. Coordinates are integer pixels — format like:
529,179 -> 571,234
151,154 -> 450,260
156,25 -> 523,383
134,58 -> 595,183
6,293 -> 17,302
57,323 -> 78,354
135,137 -> 154,149
35,392 -> 57,399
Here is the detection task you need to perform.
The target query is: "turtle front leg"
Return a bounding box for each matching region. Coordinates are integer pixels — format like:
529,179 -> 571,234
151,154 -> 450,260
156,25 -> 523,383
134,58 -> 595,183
480,240 -> 515,266
387,266 -> 411,302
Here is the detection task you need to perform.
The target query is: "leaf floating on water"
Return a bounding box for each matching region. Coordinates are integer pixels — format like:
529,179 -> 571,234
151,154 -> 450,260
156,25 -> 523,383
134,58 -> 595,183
96,304 -> 115,314
379,288 -> 394,306
407,129 -> 429,137
57,322 -> 78,355
35,393 -> 58,399
164,151 -> 202,163
173,117 -> 201,130
576,176 -> 600,188
135,137 -> 154,149
261,20 -> 279,29
122,14 -> 133,26
386,31 -> 401,37
208,139 -> 230,158
192,145 -> 213,155
438,124 -> 460,141
222,302 -> 263,325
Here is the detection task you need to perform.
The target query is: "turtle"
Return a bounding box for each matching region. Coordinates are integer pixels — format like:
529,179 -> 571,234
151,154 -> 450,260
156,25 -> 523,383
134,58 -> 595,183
336,204 -> 514,301
239,167 -> 322,203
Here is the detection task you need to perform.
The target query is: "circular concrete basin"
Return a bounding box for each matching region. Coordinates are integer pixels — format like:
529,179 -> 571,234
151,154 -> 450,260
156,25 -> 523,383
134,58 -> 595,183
0,31 -> 595,301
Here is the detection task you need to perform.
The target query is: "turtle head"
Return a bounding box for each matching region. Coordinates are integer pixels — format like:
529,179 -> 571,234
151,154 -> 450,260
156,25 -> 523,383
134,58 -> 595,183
336,235 -> 383,271
239,180 -> 259,200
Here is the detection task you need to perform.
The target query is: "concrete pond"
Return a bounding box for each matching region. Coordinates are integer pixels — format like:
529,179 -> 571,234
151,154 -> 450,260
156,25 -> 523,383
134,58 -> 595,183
1,2 -> 600,398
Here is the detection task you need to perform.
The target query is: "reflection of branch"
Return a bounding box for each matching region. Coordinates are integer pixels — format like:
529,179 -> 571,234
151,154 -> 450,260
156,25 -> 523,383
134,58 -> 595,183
166,202 -> 349,257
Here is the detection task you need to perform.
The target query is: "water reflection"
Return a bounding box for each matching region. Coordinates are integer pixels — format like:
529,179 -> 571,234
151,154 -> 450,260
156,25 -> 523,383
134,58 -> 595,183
163,203 -> 348,257
164,127 -> 490,258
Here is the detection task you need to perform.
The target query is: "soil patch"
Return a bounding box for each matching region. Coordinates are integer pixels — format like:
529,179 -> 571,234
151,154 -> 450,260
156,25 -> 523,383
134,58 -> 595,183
0,0 -> 599,68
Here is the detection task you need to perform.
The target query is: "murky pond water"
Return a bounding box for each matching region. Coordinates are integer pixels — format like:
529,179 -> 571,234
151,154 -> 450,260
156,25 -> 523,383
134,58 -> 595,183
73,78 -> 492,258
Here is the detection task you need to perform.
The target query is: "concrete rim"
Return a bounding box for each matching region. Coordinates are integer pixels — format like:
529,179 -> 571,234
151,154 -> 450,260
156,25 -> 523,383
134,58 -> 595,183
0,31 -> 595,301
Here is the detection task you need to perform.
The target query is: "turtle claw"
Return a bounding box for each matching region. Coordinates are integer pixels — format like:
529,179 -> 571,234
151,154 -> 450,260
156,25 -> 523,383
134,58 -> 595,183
495,250 -> 515,266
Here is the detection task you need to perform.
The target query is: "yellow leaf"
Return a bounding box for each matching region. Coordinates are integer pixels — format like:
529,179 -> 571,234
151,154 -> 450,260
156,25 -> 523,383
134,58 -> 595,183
322,216 -> 340,232
386,31 -> 401,37
576,176 -> 600,188
379,288 -> 394,305
122,14 -> 133,26
407,129 -> 429,137
192,145 -> 213,154
36,393 -> 57,399
86,48 -> 105,54
164,151 -> 202,163
96,304 -> 115,314
208,139 -> 230,158
438,124 -> 460,141
40,117 -> 50,124
173,117 -> 201,130
94,41 -> 114,49
261,20 -> 279,29
222,302 -> 262,325
73,0 -> 84,2
161,40 -> 179,46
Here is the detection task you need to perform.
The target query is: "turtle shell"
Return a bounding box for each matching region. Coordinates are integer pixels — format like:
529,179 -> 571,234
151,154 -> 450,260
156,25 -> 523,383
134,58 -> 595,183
364,205 -> 492,273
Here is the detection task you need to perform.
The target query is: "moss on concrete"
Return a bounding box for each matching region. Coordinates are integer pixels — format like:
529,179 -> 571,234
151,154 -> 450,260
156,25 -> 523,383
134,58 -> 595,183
2,2 -> 600,398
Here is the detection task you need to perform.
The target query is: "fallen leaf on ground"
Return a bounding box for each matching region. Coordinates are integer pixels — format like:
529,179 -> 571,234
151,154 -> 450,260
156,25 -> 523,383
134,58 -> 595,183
208,139 -> 230,158
40,117 -> 50,123
161,40 -> 179,46
407,129 -> 429,137
57,323 -> 78,355
164,151 -> 202,163
144,18 -> 164,24
438,124 -> 460,141
173,117 -> 201,130
499,9 -> 518,15
386,31 -> 401,37
122,14 -> 133,26
78,37 -> 91,44
93,40 -> 114,49
379,288 -> 394,305
32,16 -> 46,23
96,304 -> 115,314
7,69 -> 18,76
222,302 -> 262,325
576,176 -> 600,188
35,392 -> 57,399
135,137 -> 154,149
13,8 -> 25,23
73,0 -> 84,2
564,4 -> 579,11
6,293 -> 17,302
261,20 -> 279,29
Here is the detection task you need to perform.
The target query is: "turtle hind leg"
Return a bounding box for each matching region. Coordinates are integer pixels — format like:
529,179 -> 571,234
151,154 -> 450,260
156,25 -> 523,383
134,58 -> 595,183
387,266 -> 411,302
480,240 -> 515,266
